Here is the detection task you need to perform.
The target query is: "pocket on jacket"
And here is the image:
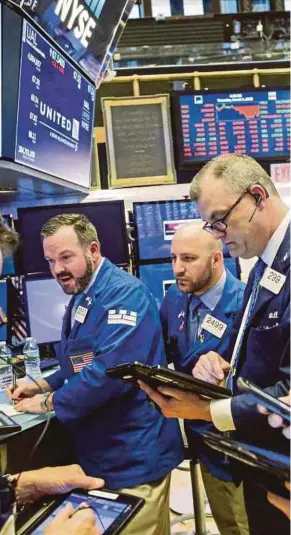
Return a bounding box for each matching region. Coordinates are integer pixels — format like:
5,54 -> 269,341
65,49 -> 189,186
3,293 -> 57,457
244,321 -> 289,385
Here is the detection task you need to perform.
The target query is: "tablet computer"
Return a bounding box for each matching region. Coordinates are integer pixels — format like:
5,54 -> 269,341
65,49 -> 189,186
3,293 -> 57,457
237,377 -> 291,424
202,430 -> 290,483
106,362 -> 231,400
17,489 -> 144,535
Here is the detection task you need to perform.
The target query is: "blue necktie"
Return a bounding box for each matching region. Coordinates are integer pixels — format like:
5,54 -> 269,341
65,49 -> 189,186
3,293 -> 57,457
187,296 -> 202,345
226,258 -> 266,391
71,293 -> 84,329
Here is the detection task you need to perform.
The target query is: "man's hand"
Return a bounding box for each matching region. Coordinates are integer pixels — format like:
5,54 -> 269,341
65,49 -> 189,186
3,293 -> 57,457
44,503 -> 101,535
14,394 -> 49,414
258,391 -> 291,439
267,482 -> 290,519
138,381 -> 212,421
15,464 -> 105,504
192,351 -> 230,385
7,378 -> 51,402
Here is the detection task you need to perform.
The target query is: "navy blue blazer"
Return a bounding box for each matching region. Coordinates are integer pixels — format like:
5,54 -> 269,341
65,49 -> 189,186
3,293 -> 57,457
230,224 -> 290,449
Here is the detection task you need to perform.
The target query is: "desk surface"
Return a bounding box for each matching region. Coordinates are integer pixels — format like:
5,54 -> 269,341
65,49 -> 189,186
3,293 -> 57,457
0,367 -> 58,443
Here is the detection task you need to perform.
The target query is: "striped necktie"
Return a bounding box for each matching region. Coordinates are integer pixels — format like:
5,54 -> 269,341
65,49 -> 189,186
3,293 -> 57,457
226,258 -> 266,391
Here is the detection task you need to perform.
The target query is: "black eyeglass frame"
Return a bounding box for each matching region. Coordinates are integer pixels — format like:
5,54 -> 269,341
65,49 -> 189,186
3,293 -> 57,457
202,183 -> 267,235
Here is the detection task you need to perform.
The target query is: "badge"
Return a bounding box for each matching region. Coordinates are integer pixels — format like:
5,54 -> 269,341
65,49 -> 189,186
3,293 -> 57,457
201,314 -> 227,339
75,305 -> 88,324
260,267 -> 286,295
85,296 -> 92,306
178,311 -> 185,319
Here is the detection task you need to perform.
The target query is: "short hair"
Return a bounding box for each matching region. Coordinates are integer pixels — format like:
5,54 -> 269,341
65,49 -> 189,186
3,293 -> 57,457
41,213 -> 100,249
190,154 -> 278,202
0,217 -> 18,256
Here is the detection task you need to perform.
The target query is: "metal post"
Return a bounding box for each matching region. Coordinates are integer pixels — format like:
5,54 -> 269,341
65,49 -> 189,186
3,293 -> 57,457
190,460 -> 208,535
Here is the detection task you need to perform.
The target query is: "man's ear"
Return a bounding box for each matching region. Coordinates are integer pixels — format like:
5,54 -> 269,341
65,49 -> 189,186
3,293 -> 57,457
89,241 -> 100,260
249,184 -> 269,210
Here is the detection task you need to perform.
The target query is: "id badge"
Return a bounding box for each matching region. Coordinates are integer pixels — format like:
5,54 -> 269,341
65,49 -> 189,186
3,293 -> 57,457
201,314 -> 227,339
260,267 -> 286,295
75,305 -> 88,324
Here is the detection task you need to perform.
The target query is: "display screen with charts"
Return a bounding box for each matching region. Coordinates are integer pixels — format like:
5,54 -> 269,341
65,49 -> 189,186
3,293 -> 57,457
133,200 -> 201,260
174,88 -> 290,166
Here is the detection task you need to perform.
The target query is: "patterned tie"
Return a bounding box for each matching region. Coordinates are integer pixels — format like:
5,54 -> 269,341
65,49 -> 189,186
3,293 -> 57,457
226,258 -> 266,391
187,295 -> 202,345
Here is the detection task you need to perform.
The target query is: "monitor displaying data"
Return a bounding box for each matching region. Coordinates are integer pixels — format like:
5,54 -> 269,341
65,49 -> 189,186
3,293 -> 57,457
176,89 -> 290,165
0,281 -> 8,343
133,200 -> 201,260
139,264 -> 176,309
15,20 -> 95,188
25,277 -> 71,344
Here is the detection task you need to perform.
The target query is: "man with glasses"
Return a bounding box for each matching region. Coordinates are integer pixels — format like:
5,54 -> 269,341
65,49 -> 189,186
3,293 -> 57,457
140,154 -> 290,535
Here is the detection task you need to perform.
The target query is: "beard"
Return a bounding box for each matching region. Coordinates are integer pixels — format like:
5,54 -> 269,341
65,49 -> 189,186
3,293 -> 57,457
57,255 -> 95,295
176,259 -> 213,294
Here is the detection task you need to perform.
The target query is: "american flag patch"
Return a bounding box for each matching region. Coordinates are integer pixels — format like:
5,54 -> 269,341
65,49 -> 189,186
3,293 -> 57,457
70,352 -> 94,373
107,309 -> 137,327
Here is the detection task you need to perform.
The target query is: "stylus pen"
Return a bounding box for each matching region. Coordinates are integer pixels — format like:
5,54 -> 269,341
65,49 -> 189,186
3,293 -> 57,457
11,370 -> 17,406
72,502 -> 105,531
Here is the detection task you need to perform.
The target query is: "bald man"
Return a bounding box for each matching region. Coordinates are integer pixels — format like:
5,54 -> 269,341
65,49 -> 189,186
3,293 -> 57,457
160,223 -> 248,535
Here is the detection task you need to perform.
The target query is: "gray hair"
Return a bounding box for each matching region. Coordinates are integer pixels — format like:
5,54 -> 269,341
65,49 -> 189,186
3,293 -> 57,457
190,154 -> 278,201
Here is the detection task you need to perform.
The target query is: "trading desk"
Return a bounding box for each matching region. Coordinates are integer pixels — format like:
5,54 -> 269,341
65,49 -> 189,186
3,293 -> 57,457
0,370 -> 74,475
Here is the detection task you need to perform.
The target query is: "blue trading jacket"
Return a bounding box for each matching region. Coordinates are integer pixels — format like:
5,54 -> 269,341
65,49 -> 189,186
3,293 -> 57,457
46,258 -> 183,489
160,269 -> 245,481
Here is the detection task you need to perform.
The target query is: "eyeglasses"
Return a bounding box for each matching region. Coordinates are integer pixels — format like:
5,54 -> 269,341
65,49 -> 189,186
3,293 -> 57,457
203,185 -> 253,235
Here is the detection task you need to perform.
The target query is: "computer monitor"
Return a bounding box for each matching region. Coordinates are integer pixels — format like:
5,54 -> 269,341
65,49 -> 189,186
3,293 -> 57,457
173,88 -> 290,168
24,276 -> 71,344
0,281 -> 8,342
139,264 -> 176,309
133,200 -> 201,261
18,200 -> 129,275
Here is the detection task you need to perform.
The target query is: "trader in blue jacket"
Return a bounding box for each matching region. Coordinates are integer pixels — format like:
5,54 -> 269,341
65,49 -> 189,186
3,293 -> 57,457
140,155 -> 290,535
13,213 -> 184,535
161,222 -> 248,535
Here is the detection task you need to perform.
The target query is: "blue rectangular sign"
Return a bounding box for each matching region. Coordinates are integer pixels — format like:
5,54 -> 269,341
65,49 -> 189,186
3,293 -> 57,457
15,20 -> 95,187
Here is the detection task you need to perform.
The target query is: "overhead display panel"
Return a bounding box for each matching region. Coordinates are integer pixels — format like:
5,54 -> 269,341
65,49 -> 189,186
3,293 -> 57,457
8,0 -> 136,85
15,20 -> 95,188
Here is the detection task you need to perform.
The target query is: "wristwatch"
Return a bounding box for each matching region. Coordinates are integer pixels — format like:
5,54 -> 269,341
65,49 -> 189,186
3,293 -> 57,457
40,393 -> 51,412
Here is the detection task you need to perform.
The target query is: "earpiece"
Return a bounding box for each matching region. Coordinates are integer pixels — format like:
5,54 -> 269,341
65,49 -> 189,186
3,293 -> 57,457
253,193 -> 262,206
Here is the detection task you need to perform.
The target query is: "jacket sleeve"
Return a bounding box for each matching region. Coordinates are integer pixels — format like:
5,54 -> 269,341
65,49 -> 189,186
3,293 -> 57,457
52,283 -> 164,423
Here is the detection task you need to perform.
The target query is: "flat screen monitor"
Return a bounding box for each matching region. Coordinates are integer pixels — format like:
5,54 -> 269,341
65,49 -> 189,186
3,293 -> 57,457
10,0 -> 135,86
0,281 -> 8,342
139,264 -> 175,309
174,88 -> 290,167
18,201 -> 129,274
24,276 -> 71,344
15,20 -> 95,188
133,200 -> 201,261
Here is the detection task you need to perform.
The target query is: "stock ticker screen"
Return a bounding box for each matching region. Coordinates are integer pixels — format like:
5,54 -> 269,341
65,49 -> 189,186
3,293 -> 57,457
15,20 -> 95,187
177,89 -> 290,165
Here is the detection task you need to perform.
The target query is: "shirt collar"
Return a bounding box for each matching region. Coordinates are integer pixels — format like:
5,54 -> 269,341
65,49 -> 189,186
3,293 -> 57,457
261,211 -> 290,267
189,269 -> 226,311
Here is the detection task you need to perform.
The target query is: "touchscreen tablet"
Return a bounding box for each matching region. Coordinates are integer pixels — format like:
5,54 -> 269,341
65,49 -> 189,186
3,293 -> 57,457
20,489 -> 144,535
106,362 -> 231,399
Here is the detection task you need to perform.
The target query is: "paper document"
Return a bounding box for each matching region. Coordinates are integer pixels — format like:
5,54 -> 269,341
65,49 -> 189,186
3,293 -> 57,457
0,404 -> 24,416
